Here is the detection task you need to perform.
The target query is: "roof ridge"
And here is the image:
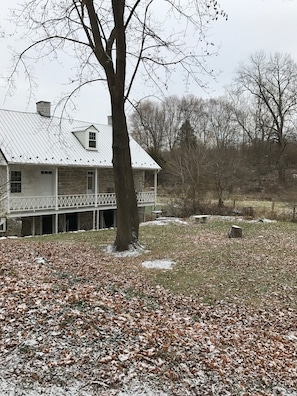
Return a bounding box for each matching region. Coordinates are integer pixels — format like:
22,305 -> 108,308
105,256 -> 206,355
0,107 -> 109,127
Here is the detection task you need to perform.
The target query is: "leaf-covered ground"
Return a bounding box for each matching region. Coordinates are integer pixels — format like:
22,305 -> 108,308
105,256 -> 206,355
0,219 -> 296,395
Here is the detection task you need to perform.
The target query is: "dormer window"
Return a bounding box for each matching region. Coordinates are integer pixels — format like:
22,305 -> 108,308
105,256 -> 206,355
71,125 -> 99,151
89,131 -> 96,149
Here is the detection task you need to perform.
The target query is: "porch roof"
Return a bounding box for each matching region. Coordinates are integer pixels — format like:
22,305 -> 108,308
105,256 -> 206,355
0,109 -> 161,170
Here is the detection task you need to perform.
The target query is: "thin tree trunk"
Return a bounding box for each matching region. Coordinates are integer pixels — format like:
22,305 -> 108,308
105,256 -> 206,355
277,139 -> 287,182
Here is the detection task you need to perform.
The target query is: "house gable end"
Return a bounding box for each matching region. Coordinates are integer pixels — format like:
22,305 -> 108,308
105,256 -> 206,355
0,149 -> 8,165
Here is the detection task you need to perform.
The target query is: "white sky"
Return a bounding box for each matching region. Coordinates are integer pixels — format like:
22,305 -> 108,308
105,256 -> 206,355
0,0 -> 297,124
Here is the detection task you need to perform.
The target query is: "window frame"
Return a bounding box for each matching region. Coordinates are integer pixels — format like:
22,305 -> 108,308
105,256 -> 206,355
10,170 -> 22,193
87,170 -> 95,193
88,131 -> 97,149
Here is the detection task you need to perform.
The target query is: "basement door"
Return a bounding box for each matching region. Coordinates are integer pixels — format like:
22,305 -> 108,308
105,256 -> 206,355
40,171 -> 54,196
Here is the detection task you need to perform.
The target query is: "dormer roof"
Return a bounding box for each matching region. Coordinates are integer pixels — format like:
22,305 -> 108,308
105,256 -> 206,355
71,125 -> 99,151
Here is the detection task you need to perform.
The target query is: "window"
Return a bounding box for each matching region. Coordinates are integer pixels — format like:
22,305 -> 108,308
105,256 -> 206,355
41,170 -> 53,175
11,171 -> 22,193
87,171 -> 95,193
88,131 -> 96,149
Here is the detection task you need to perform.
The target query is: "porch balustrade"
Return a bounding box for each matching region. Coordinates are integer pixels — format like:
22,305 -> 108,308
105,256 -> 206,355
4,191 -> 155,214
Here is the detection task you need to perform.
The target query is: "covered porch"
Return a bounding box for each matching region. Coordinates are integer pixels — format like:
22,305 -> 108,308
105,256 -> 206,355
5,191 -> 155,214
0,191 -> 156,236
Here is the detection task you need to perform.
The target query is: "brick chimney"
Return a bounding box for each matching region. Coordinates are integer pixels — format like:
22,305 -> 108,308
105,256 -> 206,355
36,101 -> 51,117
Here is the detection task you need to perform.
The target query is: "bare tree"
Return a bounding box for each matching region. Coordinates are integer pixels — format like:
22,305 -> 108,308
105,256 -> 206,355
205,97 -> 242,206
228,89 -> 277,187
167,143 -> 210,213
130,94 -> 208,154
130,99 -> 166,164
235,51 -> 297,182
7,0 -> 226,250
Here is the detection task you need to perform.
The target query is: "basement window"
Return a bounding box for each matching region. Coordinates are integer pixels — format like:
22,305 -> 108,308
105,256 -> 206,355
10,171 -> 22,193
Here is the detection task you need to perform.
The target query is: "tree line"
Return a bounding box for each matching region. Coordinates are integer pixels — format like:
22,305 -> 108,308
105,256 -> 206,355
130,52 -> 297,214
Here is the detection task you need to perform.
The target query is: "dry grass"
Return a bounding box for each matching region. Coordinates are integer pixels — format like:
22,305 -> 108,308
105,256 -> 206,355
37,217 -> 297,309
222,197 -> 294,220
139,219 -> 297,308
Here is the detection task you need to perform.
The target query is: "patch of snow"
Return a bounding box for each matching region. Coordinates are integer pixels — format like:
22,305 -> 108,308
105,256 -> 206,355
286,333 -> 297,342
207,215 -> 278,224
141,259 -> 175,269
142,217 -> 188,226
0,377 -> 170,396
105,244 -> 149,258
0,379 -> 94,396
35,257 -> 47,264
23,339 -> 39,347
273,387 -> 297,396
119,379 -> 168,396
258,218 -> 277,223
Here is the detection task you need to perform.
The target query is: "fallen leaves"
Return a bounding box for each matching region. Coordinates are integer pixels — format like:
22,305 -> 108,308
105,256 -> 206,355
0,236 -> 296,395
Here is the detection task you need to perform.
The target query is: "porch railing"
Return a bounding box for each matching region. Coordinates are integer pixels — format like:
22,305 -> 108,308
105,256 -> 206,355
1,191 -> 155,214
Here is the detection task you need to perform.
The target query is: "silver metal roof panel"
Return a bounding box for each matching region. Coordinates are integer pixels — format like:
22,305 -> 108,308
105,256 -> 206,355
0,109 -> 161,170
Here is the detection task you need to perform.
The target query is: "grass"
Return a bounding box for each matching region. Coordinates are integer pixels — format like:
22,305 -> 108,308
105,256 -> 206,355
222,197 -> 293,220
29,217 -> 297,309
140,219 -> 297,308
27,228 -> 116,244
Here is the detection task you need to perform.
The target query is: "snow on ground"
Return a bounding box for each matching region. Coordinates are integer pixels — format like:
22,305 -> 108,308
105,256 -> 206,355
141,217 -> 188,226
0,379 -> 93,396
118,379 -> 169,396
0,378 -> 170,396
105,243 -> 148,258
141,259 -> 175,269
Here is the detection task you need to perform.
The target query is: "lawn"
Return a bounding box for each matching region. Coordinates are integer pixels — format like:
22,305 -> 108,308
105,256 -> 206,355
0,217 -> 296,395
141,218 -> 297,308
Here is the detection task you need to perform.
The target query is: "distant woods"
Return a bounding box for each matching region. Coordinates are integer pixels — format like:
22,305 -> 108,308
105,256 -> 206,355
130,52 -> 297,213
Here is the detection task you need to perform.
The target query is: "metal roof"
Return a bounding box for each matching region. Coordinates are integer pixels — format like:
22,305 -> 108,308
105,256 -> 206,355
0,108 -> 161,170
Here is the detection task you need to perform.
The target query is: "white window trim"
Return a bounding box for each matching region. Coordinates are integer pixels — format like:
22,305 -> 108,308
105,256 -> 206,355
10,170 -> 22,194
88,131 -> 97,150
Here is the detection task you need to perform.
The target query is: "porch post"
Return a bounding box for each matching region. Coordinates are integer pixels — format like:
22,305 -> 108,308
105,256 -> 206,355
32,216 -> 35,237
55,213 -> 58,234
97,210 -> 100,230
55,167 -> 58,210
93,210 -> 96,230
154,170 -> 158,210
95,168 -> 98,207
6,165 -> 10,214
93,168 -> 98,229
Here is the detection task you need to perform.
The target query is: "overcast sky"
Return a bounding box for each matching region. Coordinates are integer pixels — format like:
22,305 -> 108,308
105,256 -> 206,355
0,0 -> 297,124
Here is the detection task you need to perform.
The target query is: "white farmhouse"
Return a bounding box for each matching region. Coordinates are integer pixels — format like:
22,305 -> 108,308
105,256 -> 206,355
0,101 -> 161,236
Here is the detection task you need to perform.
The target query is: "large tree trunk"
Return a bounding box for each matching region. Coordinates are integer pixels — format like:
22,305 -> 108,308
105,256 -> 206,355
107,0 -> 139,251
111,97 -> 139,251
